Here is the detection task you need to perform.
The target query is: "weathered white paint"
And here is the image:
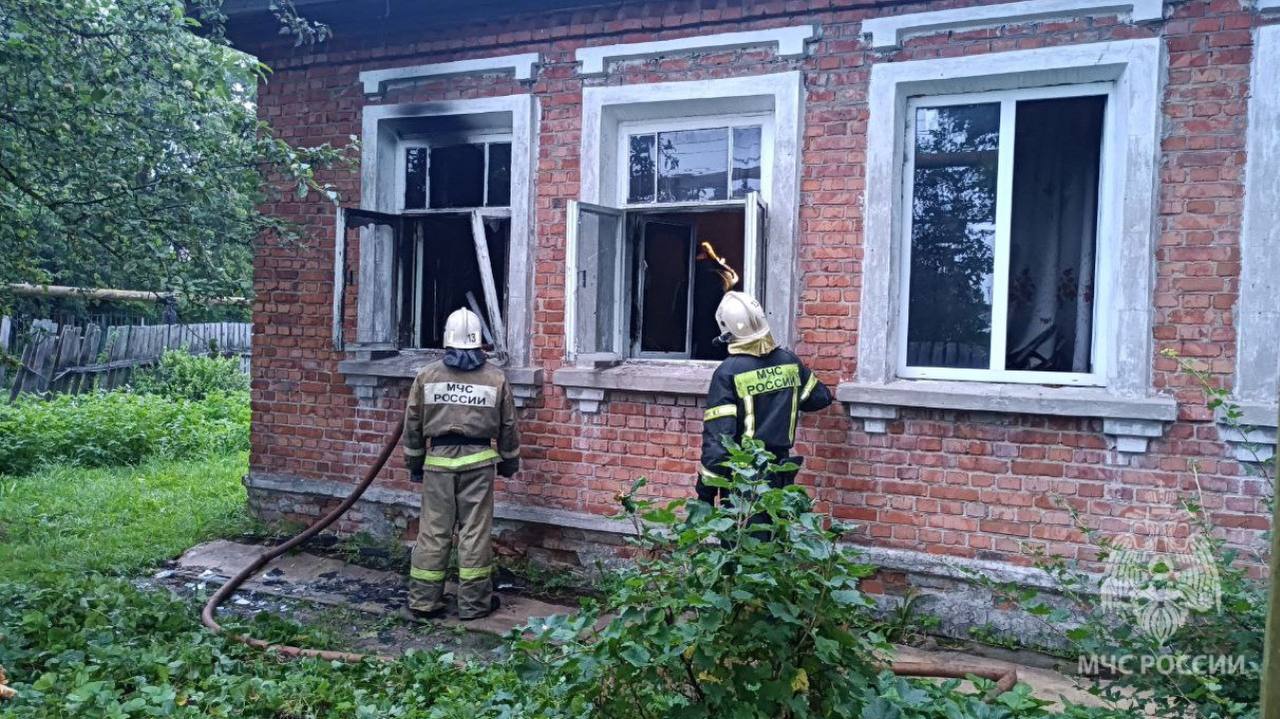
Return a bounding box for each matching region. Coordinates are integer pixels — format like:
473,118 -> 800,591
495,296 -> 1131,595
356,96 -> 538,368
332,206 -> 346,349
848,39 -> 1167,448
1224,24 -> 1280,461
359,53 -> 540,95
1257,0 -> 1280,12
575,25 -> 817,75
1235,25 -> 1280,408
837,381 -> 1176,420
573,72 -> 803,361
861,0 -> 1164,49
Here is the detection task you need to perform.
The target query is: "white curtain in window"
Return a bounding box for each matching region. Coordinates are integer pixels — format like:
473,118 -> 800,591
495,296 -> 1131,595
1005,97 -> 1103,374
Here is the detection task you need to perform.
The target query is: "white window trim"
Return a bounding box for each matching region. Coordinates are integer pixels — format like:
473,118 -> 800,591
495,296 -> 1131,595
861,0 -> 1163,50
1228,24 -> 1280,462
575,25 -> 817,76
897,83 -> 1114,387
844,38 -> 1174,456
352,96 -> 538,370
359,53 -> 539,95
571,71 -> 802,354
555,72 -> 802,408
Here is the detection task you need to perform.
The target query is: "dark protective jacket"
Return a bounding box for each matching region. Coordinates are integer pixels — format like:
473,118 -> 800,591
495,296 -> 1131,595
699,346 -> 833,485
404,356 -> 520,474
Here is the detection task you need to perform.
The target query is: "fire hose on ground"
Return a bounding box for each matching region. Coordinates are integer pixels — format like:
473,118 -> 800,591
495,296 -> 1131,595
199,419 -> 1017,694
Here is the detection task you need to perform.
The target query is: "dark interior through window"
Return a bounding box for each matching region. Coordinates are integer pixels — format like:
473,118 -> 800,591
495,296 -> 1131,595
398,215 -> 509,349
628,209 -> 744,360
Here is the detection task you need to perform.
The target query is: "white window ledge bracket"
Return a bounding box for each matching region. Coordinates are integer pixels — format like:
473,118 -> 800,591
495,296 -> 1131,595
861,0 -> 1164,49
576,25 -> 818,76
360,53 -> 540,95
1216,403 -> 1278,464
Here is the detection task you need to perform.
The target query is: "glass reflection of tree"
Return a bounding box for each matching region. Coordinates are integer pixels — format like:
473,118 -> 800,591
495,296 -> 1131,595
907,106 -> 999,366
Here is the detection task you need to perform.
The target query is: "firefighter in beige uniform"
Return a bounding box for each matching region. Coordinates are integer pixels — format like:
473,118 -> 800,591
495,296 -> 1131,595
403,308 -> 520,620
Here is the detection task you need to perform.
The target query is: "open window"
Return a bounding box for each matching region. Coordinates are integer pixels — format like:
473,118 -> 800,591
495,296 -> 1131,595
565,77 -> 805,376
568,191 -> 766,364
339,126 -> 515,355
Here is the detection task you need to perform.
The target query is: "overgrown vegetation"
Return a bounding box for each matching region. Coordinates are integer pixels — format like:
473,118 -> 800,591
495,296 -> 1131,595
0,436 -> 1123,718
0,453 -> 249,580
132,350 -> 249,400
0,389 -> 248,475
0,0 -> 346,311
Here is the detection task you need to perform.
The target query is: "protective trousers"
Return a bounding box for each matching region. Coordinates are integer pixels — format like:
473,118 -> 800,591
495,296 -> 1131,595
409,464 -> 495,619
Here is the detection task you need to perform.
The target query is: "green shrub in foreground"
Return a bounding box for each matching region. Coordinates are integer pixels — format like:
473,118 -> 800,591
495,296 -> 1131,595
510,438 -> 1121,719
0,390 -> 249,475
132,350 -> 249,401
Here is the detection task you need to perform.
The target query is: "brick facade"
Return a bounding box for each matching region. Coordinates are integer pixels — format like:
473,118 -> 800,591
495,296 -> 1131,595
242,0 -> 1276,582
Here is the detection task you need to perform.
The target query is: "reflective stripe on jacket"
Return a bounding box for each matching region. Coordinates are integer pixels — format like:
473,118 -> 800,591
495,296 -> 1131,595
404,360 -> 520,473
700,347 -> 832,480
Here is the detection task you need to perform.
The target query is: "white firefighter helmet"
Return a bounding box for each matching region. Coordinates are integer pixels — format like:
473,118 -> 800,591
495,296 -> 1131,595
714,291 -> 770,342
443,308 -> 484,349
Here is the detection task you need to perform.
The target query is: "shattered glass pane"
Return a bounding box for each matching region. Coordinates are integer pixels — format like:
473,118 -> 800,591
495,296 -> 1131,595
487,142 -> 511,207
404,146 -> 427,209
429,143 -> 484,208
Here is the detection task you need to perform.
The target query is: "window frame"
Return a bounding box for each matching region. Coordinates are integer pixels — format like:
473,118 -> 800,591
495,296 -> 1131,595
351,95 -> 537,367
395,131 -> 515,214
565,194 -> 766,364
896,82 -> 1115,387
566,72 -> 805,369
615,113 -> 774,210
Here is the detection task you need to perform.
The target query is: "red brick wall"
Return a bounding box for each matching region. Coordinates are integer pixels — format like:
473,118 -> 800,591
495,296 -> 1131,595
247,0 -> 1273,569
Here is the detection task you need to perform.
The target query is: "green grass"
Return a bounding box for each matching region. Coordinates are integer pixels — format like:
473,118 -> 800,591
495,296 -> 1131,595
0,452 -> 251,580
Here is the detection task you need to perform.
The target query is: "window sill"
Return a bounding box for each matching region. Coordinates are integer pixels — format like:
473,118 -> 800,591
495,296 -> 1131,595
338,351 -> 543,407
836,379 -> 1178,459
553,361 -> 716,412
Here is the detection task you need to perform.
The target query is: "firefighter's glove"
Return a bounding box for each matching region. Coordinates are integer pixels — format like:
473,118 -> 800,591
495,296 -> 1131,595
497,458 -> 520,478
410,470 -> 424,484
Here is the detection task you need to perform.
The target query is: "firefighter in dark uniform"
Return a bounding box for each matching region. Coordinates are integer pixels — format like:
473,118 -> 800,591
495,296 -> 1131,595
403,308 -> 520,620
697,292 -> 833,504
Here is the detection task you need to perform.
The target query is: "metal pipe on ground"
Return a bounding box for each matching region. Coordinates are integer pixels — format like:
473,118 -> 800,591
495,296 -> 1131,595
200,418 -> 1017,695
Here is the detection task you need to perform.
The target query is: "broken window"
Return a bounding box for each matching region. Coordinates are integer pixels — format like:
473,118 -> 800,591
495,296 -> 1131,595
401,140 -> 513,211
376,134 -> 515,350
901,88 -> 1107,383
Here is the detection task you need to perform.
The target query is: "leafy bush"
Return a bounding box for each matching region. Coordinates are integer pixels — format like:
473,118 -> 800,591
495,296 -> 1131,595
0,390 -> 249,475
132,350 -> 249,400
511,439 -> 1111,719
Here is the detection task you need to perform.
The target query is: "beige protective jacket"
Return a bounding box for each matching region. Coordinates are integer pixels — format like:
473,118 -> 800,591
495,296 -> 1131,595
403,360 -> 520,473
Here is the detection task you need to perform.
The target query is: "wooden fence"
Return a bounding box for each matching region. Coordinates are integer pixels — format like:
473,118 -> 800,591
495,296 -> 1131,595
0,319 -> 251,400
